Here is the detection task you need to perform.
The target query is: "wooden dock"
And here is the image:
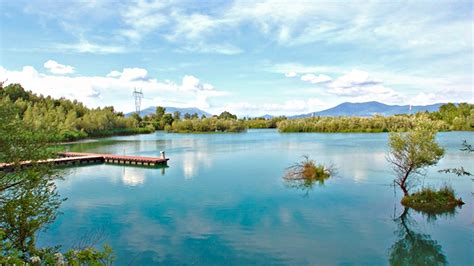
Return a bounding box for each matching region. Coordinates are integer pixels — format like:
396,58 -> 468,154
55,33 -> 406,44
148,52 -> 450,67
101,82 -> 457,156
59,152 -> 169,166
0,152 -> 169,170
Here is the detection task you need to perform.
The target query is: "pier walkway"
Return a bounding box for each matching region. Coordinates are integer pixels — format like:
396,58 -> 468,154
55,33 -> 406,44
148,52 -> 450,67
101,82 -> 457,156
0,151 -> 169,170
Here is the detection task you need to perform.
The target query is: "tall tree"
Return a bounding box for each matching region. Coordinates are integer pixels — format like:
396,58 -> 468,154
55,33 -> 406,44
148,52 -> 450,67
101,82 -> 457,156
387,124 -> 444,196
173,111 -> 181,121
155,106 -> 166,120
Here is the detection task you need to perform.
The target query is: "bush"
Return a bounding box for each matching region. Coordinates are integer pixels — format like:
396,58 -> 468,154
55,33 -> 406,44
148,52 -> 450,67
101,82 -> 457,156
284,156 -> 332,182
167,118 -> 246,133
401,186 -> 464,214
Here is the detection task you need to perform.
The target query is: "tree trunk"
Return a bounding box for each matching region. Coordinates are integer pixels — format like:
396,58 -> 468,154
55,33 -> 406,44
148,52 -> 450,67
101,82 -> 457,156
400,168 -> 412,197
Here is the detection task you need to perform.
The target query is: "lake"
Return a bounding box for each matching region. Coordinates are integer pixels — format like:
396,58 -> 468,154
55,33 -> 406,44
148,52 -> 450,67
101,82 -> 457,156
37,129 -> 473,265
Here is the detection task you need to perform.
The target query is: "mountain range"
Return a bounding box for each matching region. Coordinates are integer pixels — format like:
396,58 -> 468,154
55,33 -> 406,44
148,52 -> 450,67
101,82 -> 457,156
289,101 -> 445,118
128,101 -> 446,119
126,106 -> 212,118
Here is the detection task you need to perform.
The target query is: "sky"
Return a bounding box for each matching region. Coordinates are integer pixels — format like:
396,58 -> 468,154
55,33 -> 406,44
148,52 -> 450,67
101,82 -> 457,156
0,0 -> 472,116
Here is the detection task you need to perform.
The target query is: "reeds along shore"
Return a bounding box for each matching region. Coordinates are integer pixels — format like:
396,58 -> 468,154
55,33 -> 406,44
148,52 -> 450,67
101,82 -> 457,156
277,104 -> 473,133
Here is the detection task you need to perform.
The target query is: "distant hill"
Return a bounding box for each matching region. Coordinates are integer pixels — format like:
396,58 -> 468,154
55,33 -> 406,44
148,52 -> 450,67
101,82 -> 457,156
290,101 -> 445,118
126,106 -> 212,118
260,114 -> 274,119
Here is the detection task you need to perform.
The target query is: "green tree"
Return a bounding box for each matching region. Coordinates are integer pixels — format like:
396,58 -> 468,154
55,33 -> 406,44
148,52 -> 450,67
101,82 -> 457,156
0,100 -> 56,193
173,111 -> 181,121
161,113 -> 174,127
0,177 -> 63,256
387,124 -> 444,196
218,111 -> 237,120
155,106 -> 166,120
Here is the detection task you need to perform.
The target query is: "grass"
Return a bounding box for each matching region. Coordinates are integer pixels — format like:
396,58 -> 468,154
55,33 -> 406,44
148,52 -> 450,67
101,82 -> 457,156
401,186 -> 465,214
284,156 -> 332,183
165,118 -> 247,133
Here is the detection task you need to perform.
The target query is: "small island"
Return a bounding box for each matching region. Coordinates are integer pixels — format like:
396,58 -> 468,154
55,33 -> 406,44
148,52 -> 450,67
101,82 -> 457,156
401,186 -> 464,214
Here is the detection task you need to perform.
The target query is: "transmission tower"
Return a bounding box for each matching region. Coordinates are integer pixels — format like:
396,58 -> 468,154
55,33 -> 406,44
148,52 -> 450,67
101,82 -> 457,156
133,88 -> 144,114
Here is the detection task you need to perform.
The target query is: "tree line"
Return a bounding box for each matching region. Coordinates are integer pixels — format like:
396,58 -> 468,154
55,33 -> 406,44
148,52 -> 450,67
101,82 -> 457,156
0,83 -> 153,141
277,103 -> 473,133
140,107 -> 246,133
137,103 -> 473,134
1,86 -> 115,264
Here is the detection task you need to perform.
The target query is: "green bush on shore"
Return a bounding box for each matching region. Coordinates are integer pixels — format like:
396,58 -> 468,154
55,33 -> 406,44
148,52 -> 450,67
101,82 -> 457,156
165,117 -> 247,133
277,103 -> 473,133
401,186 -> 464,214
0,83 -> 154,142
244,116 -> 287,129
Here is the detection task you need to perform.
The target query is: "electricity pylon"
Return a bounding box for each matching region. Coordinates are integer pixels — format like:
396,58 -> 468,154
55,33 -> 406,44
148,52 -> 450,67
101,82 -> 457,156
133,88 -> 144,115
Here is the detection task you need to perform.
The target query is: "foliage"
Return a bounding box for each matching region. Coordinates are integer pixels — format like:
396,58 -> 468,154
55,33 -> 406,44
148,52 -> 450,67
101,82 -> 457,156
0,83 -> 148,141
387,124 -> 444,196
0,178 -> 64,256
0,99 -> 59,194
244,116 -> 287,129
0,159 -> 114,265
438,140 -> 473,177
166,117 -> 247,133
278,103 -> 473,133
428,102 -> 473,130
1,83 -> 115,265
218,111 -> 237,120
0,238 -> 115,266
63,245 -> 115,266
284,156 -> 332,182
401,186 -> 464,214
141,106 -> 174,130
283,156 -> 333,196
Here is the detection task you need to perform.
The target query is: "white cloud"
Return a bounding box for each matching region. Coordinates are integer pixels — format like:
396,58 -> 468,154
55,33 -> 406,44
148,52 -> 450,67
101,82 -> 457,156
324,70 -> 401,103
284,71 -> 297,78
107,68 -> 148,81
329,70 -> 379,88
167,12 -> 222,42
54,39 -> 125,54
21,0 -> 471,58
0,66 -> 224,113
216,98 -> 329,116
43,60 -> 74,75
269,63 -> 343,75
180,75 -> 215,92
410,89 -> 474,106
180,42 -> 243,55
300,73 -> 332,84
106,70 -> 122,78
120,0 -> 168,41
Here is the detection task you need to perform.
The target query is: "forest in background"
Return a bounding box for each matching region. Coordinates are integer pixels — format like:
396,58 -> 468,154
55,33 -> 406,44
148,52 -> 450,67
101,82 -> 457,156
0,83 -> 153,141
1,83 -> 473,138
277,103 -> 473,133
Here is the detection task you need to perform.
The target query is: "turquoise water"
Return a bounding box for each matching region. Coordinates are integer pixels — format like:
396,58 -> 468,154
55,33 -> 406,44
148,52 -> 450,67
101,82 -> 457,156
38,130 -> 473,265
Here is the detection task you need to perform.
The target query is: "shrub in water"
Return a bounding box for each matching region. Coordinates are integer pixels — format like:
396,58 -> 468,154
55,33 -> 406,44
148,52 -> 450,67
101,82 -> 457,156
401,185 -> 464,214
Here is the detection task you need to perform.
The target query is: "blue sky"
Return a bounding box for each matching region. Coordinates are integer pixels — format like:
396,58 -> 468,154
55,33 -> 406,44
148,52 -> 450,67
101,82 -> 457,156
0,0 -> 472,116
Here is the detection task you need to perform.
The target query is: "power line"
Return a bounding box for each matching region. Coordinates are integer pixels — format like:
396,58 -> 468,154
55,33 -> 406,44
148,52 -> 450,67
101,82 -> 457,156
133,88 -> 144,114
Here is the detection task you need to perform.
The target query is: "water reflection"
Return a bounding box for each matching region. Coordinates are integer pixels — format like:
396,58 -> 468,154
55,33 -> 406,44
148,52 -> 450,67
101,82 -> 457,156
389,208 -> 448,265
284,177 -> 324,197
182,151 -> 212,180
121,166 -> 167,186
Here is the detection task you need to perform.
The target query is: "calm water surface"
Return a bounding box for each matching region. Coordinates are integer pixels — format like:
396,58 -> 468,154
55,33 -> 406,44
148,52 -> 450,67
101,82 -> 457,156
37,129 -> 473,265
